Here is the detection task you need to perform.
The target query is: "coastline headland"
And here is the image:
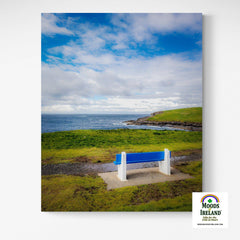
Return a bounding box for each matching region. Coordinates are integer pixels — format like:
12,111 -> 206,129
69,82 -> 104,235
124,108 -> 202,131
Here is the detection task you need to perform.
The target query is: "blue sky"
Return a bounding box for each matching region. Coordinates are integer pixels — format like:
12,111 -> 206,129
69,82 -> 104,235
42,13 -> 202,114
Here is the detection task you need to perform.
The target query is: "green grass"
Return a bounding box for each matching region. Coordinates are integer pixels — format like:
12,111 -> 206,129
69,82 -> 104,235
42,129 -> 202,164
42,160 -> 202,211
147,107 -> 202,123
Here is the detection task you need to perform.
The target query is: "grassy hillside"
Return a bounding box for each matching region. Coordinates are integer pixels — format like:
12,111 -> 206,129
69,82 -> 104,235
147,107 -> 202,123
42,129 -> 202,164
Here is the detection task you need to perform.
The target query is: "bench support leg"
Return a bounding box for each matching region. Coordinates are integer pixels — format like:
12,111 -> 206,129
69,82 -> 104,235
118,152 -> 127,181
159,148 -> 171,175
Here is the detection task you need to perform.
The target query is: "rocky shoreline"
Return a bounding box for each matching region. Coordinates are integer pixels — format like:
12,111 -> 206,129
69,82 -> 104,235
124,114 -> 202,131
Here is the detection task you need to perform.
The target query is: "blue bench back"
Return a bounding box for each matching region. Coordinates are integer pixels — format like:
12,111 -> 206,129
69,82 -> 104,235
114,151 -> 170,165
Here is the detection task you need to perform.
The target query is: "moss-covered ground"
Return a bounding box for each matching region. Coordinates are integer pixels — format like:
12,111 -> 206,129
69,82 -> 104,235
42,160 -> 202,211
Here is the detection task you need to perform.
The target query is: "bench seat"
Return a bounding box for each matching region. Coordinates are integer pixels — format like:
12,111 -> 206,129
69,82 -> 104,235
113,149 -> 171,181
114,151 -> 171,165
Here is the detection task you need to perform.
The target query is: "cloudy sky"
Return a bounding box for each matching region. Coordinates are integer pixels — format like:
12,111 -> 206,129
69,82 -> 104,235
41,13 -> 202,114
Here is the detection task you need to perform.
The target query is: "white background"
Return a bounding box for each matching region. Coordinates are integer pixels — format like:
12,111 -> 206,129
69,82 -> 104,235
0,0 -> 240,239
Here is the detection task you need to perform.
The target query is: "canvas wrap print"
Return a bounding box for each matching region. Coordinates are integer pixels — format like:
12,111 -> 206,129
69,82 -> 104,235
41,13 -> 202,211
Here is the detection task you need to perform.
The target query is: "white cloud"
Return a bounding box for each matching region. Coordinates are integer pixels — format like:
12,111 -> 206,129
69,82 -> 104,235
42,95 -> 198,114
42,51 -> 202,113
77,27 -> 107,50
41,13 -> 74,36
112,13 -> 202,42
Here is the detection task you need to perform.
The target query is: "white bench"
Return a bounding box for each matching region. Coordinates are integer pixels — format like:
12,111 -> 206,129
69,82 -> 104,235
113,149 -> 171,181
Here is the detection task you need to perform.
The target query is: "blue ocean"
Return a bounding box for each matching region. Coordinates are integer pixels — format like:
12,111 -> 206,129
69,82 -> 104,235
41,114 -> 180,133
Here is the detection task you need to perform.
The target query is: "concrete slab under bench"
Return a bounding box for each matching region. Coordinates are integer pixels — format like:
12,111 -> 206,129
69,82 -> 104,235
98,167 -> 193,190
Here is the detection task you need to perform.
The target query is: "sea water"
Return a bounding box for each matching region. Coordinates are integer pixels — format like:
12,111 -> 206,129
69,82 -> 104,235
41,114 -> 183,133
